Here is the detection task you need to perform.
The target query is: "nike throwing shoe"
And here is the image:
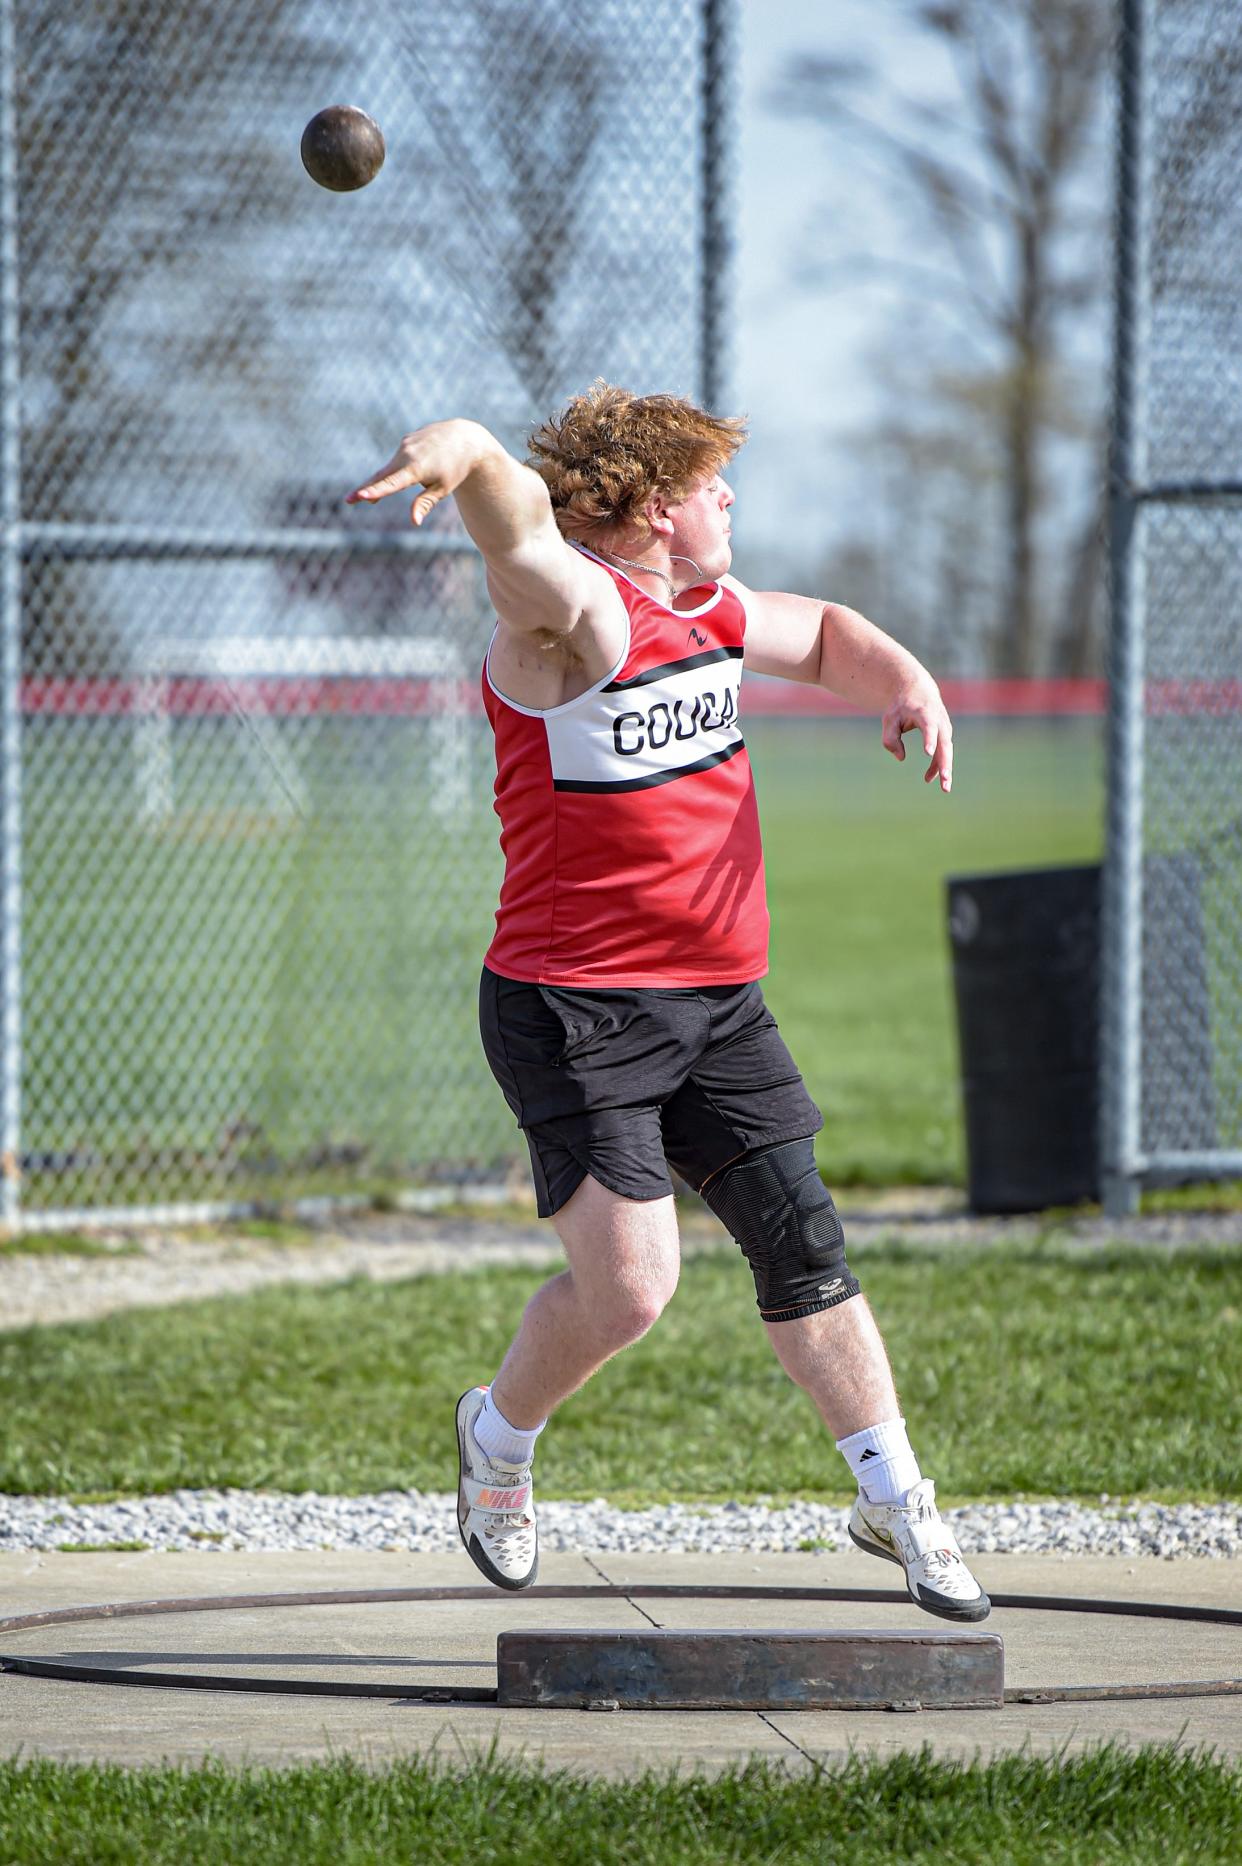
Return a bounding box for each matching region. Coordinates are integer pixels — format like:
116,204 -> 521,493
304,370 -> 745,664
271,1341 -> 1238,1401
455,1386 -> 538,1590
848,1478 -> 990,1622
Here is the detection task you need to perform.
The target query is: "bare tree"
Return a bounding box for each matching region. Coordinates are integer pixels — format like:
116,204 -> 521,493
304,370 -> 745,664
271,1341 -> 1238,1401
14,0 -> 613,661
14,1 -> 342,668
18,3 -> 342,516
394,2 -> 607,411
820,346 -> 1008,674
770,0 -> 1112,675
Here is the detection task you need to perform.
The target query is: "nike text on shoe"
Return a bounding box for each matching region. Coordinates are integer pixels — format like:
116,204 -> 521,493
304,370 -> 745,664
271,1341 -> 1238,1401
848,1478 -> 990,1623
455,1386 -> 539,1591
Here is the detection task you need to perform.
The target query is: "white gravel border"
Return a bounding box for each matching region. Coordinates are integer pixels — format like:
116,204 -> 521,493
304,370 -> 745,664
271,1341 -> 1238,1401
3,1492 -> 1239,1560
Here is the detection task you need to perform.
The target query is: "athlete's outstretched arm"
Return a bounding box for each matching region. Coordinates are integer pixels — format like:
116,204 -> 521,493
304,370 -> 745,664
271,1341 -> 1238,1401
728,576 -> 953,793
347,419 -> 597,638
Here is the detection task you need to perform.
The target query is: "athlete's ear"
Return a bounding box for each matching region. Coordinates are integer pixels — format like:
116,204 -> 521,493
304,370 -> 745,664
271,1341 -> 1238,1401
643,491 -> 677,539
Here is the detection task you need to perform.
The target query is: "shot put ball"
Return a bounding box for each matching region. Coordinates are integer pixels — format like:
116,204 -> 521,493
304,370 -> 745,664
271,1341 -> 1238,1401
300,105 -> 385,192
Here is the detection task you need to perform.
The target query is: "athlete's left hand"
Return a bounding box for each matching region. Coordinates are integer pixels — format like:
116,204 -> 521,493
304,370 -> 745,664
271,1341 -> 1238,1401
881,684 -> 954,794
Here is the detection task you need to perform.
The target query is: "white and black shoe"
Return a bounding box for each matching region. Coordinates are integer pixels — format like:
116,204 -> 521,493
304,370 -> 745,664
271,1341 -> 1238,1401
455,1386 -> 538,1590
849,1478 -> 990,1622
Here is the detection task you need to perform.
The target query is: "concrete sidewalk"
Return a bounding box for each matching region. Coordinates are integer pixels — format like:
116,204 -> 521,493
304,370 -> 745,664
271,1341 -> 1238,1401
2,1548 -> 1239,1776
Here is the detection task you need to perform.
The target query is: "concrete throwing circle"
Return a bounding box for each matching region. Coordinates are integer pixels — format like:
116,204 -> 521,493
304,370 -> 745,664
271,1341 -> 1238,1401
2,1584 -> 1240,1708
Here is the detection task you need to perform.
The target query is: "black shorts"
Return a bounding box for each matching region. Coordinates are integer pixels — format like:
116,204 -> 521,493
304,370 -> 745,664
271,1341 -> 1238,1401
479,966 -> 823,1218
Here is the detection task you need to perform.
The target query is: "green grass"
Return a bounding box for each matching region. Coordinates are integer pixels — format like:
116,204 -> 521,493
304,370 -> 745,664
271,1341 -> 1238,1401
0,1746 -> 1238,1864
21,716 -> 508,1210
52,1539 -> 149,1553
19,716 -> 1104,1209
195,1216 -> 329,1247
1142,1180 -> 1242,1213
3,1239 -> 1237,1502
751,717 -> 1104,1185
0,1232 -> 143,1256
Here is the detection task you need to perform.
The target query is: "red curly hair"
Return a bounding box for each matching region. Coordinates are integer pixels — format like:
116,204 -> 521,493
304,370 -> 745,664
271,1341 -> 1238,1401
526,380 -> 747,544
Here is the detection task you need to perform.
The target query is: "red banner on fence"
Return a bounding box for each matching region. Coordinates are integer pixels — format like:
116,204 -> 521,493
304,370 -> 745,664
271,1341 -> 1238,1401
14,674 -> 1127,719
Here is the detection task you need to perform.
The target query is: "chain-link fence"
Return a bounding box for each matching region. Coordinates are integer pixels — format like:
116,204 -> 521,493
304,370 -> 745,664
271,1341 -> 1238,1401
0,0 -> 737,1226
1102,0 -> 1242,1211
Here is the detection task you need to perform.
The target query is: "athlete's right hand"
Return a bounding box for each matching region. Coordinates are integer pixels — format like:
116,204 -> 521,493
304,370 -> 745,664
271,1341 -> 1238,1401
346,419 -> 491,526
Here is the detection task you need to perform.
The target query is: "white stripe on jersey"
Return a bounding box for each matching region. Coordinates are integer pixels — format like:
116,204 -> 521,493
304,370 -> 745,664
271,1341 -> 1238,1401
546,651 -> 744,791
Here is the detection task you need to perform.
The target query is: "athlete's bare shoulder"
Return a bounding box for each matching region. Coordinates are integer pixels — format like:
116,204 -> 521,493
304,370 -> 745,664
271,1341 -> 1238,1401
487,540 -> 627,711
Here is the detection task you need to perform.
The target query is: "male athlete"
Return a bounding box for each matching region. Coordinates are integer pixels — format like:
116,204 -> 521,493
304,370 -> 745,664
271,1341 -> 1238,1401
348,382 -> 988,1622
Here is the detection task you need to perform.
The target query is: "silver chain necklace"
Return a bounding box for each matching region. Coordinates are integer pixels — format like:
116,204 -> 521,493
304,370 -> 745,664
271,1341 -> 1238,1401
596,549 -> 704,603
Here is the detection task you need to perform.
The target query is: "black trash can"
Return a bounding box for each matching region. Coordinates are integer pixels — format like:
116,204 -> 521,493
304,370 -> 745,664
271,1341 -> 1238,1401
947,857 -> 1217,1213
947,865 -> 1099,1213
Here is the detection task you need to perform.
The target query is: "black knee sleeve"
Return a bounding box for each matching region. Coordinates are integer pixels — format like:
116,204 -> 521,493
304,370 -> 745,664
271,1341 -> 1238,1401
701,1137 -> 860,1323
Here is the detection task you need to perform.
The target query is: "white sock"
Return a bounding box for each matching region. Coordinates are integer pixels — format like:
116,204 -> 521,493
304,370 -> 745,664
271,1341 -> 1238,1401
472,1386 -> 546,1466
835,1416 -> 922,1505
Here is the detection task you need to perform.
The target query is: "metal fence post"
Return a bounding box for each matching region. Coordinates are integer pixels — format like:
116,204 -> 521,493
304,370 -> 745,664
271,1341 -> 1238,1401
700,0 -> 736,413
1100,0 -> 1148,1218
0,0 -> 23,1231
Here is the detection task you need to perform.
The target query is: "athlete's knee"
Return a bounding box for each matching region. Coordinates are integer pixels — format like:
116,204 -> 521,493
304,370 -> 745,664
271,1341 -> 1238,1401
700,1136 -> 860,1324
556,1175 -> 679,1344
592,1275 -> 676,1347
580,1245 -> 679,1348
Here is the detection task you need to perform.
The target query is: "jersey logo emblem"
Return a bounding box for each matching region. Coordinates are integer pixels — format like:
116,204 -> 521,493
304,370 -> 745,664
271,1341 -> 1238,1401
687,627 -> 708,646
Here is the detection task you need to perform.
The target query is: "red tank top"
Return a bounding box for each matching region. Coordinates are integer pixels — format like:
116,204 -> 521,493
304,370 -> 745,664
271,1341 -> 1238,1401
482,545 -> 769,987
